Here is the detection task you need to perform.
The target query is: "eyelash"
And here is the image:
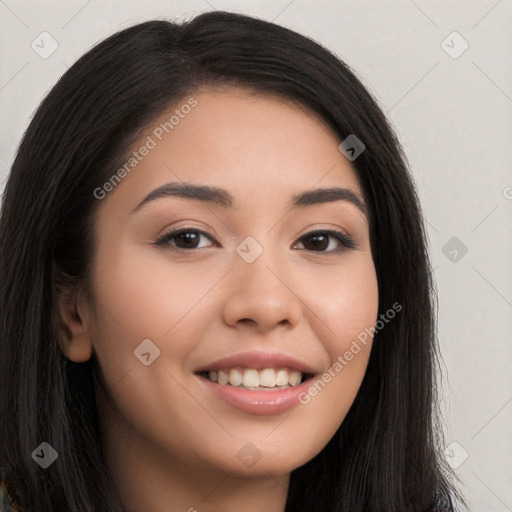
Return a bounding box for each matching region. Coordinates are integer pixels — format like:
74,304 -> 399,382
154,228 -> 356,254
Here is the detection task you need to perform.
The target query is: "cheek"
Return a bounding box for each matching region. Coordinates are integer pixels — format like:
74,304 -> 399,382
86,249 -> 222,461
86,242 -> 225,408
89,241 -> 225,346
308,251 -> 379,346
294,254 -> 379,437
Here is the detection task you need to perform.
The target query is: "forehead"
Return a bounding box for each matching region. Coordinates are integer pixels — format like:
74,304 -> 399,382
97,88 -> 364,216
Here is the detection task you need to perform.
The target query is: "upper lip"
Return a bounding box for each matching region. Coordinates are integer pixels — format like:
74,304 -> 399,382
195,350 -> 319,375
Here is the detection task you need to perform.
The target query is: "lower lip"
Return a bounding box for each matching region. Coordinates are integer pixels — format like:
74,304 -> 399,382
198,375 -> 313,415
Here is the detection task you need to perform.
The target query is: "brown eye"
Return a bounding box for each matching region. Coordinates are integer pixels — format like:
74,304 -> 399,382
155,229 -> 215,251
295,230 -> 355,253
154,228 -> 355,254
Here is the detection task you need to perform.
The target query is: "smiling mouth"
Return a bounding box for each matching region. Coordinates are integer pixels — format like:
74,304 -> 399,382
196,367 -> 314,390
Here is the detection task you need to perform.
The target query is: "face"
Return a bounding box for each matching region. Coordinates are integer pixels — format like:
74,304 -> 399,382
69,88 -> 379,479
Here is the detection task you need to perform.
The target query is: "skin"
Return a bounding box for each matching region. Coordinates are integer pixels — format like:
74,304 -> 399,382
59,88 -> 379,512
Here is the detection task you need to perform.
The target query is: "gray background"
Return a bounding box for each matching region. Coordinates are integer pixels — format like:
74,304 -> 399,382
1,1 -> 511,510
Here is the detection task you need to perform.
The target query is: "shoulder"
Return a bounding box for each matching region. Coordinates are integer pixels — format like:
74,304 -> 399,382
0,480 -> 18,512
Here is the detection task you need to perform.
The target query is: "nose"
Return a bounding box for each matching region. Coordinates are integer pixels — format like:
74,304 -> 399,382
221,251 -> 303,334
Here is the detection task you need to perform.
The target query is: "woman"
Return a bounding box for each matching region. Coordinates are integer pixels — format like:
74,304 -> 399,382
0,10 -> 464,511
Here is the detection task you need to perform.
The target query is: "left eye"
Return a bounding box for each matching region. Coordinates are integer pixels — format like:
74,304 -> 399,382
293,230 -> 355,253
154,228 -> 355,253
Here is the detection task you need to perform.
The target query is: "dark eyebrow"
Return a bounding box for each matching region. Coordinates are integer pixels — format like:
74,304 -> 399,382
131,182 -> 367,217
290,187 -> 367,217
131,182 -> 234,213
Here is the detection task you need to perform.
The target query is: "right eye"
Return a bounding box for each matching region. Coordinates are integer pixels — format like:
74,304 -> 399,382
154,228 -> 217,252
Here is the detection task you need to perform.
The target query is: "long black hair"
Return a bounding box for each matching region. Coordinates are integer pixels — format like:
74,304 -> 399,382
0,11 -> 464,511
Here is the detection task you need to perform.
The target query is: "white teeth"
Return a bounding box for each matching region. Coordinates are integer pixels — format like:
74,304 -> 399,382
229,368 -> 243,387
288,370 -> 302,386
259,368 -> 276,387
242,369 -> 259,388
204,367 -> 306,388
217,370 -> 229,385
275,369 -> 289,386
